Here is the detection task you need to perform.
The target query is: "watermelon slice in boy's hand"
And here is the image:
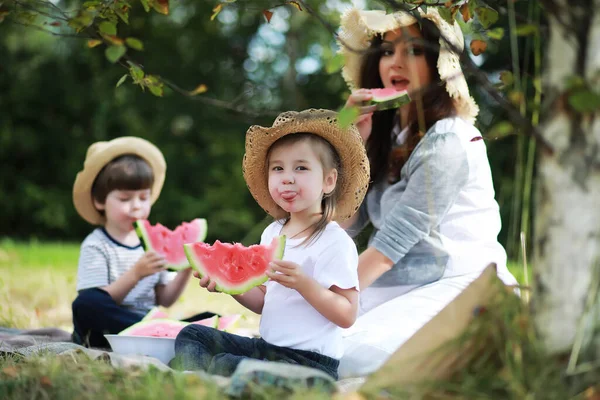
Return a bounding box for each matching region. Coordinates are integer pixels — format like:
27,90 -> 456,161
134,218 -> 208,272
367,88 -> 411,111
184,236 -> 286,295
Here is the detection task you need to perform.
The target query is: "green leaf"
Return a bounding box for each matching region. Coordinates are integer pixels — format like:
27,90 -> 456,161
515,24 -> 538,36
468,0 -> 478,14
98,21 -> 117,35
325,53 -> 344,74
499,71 -> 513,87
438,7 -> 454,25
475,6 -> 498,28
569,90 -> 600,113
125,38 -> 144,51
130,65 -> 144,80
337,106 -> 360,129
67,10 -> 94,32
140,0 -> 150,12
565,75 -> 585,90
115,7 -> 130,24
487,27 -> 504,40
116,74 -> 128,87
149,84 -> 164,97
105,45 -> 126,63
487,121 -> 514,140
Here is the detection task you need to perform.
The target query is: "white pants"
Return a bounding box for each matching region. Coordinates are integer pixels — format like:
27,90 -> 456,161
338,272 -> 482,378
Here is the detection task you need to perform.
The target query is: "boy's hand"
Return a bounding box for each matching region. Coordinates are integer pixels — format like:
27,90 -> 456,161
193,271 -> 219,293
266,260 -> 309,292
133,251 -> 166,279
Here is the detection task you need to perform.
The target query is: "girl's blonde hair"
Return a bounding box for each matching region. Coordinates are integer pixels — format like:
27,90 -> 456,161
266,133 -> 341,246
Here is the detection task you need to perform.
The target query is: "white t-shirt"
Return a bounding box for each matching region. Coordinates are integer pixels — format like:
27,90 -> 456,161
259,221 -> 359,359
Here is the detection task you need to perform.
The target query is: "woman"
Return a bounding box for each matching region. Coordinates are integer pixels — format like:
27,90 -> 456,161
336,7 -> 518,378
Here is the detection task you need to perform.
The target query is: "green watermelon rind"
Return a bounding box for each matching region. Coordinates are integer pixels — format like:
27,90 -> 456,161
184,235 -> 286,296
134,218 -> 208,272
367,91 -> 411,111
118,318 -> 188,336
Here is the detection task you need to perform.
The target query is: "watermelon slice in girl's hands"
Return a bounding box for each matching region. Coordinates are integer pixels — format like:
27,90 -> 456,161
367,88 -> 411,111
134,218 -> 208,271
184,236 -> 286,295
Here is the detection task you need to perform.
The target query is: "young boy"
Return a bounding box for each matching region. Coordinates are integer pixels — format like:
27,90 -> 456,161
71,137 -> 214,348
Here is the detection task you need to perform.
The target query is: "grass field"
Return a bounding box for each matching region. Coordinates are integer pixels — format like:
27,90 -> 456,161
0,238 -> 528,332
0,239 -> 259,332
0,238 -> 532,399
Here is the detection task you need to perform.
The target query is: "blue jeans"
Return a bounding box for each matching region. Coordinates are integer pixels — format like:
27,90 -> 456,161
72,288 -> 216,348
172,324 -> 339,379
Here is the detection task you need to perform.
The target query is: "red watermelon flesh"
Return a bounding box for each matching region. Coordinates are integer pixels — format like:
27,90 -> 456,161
141,307 -> 169,321
184,236 -> 286,295
119,319 -> 188,338
218,314 -> 242,332
134,218 -> 208,271
191,315 -> 219,328
367,88 -> 411,111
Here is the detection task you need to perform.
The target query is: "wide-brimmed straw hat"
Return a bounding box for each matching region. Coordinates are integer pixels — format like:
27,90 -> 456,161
242,109 -> 370,222
338,7 -> 479,123
73,136 -> 166,225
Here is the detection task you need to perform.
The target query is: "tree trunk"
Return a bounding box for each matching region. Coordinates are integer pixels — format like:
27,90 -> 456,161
533,0 -> 600,358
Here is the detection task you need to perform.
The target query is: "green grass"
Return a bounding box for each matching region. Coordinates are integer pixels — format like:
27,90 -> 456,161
0,238 -> 259,331
0,238 -> 537,399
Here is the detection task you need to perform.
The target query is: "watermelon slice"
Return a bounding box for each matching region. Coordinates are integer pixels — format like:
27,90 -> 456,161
184,236 -> 286,295
191,315 -> 219,329
367,88 -> 411,111
119,319 -> 188,338
134,218 -> 208,271
218,314 -> 242,332
141,307 -> 169,321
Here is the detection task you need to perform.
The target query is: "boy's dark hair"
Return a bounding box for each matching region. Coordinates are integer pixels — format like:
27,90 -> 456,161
91,154 -> 154,205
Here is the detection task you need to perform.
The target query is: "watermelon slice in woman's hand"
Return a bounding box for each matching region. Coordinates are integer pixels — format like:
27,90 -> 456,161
367,88 -> 411,111
134,218 -> 208,271
184,236 -> 286,295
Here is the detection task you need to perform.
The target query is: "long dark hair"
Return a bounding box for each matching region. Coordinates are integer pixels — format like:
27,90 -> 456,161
359,19 -> 456,184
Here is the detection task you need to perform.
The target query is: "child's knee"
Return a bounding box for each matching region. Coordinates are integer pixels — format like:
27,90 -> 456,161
72,288 -> 111,314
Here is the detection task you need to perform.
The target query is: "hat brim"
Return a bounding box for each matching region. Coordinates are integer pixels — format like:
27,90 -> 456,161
73,136 -> 166,225
338,8 -> 479,123
243,109 -> 370,222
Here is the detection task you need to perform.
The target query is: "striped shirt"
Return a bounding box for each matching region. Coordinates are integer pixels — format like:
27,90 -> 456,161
75,228 -> 171,314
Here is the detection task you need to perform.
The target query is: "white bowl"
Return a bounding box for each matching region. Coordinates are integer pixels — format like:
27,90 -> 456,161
104,334 -> 176,365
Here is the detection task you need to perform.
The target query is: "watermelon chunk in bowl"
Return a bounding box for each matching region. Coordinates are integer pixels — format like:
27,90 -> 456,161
184,236 -> 286,295
134,218 -> 207,271
104,315 -> 220,364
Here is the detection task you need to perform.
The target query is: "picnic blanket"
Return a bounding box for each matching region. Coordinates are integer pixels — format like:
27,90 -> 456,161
0,327 -> 364,396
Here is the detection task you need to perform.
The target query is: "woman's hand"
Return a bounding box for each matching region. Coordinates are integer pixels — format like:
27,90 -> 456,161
345,89 -> 376,143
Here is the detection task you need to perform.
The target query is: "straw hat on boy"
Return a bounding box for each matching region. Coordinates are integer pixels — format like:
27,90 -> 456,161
338,7 -> 479,123
73,136 -> 166,225
243,108 -> 370,222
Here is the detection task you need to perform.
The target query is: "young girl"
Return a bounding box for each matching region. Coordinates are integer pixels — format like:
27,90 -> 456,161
172,109 -> 370,379
335,7 -> 519,377
71,137 -> 215,348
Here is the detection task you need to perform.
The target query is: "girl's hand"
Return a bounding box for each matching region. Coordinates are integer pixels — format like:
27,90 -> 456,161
266,260 -> 309,291
193,271 -> 219,292
345,89 -> 376,144
133,251 -> 166,279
